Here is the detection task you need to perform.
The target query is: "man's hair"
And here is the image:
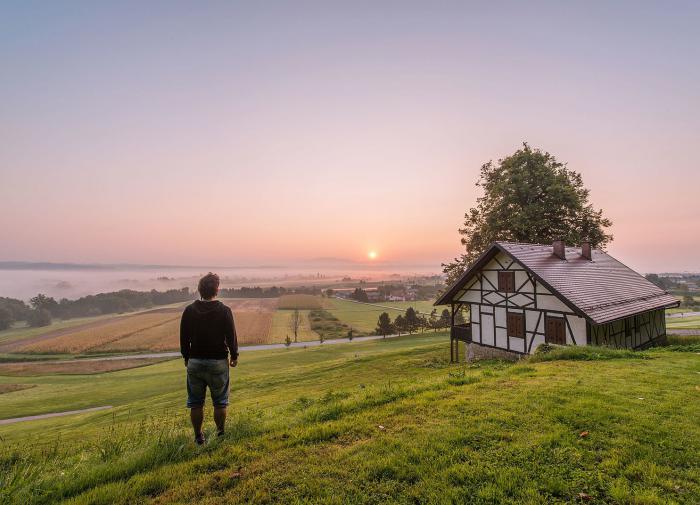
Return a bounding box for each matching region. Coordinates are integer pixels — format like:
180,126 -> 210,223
198,272 -> 220,300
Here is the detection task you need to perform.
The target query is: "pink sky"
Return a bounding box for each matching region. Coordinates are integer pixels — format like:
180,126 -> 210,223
1,3 -> 698,273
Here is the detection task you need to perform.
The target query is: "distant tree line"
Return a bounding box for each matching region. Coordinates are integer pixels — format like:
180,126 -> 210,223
349,288 -> 369,302
344,285 -> 441,303
375,307 -> 465,337
645,274 -> 681,291
0,288 -> 193,329
645,274 -> 699,308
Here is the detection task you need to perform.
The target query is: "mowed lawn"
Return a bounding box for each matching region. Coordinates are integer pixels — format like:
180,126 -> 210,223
2,334 -> 700,504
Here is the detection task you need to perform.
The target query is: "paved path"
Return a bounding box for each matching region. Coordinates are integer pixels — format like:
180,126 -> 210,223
668,329 -> 700,335
667,311 -> 700,319
0,406 -> 113,425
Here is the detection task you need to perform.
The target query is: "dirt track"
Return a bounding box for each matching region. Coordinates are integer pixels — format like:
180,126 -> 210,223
0,406 -> 113,425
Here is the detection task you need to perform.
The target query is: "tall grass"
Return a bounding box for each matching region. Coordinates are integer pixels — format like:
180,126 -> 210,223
528,344 -> 646,362
1,409 -> 263,504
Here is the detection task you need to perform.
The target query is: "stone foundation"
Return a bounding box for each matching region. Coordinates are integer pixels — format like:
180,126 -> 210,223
465,342 -> 523,362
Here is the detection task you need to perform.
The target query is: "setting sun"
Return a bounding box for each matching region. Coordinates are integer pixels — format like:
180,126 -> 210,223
368,251 -> 377,260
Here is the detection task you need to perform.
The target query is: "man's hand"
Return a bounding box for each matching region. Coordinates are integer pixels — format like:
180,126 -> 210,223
229,357 -> 238,368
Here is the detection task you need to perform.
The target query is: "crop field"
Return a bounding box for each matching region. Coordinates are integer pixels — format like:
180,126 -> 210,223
92,318 -> 181,352
1,300 -> 281,355
308,309 -> 356,339
223,298 -> 278,345
0,383 -> 34,394
0,303 -> 189,351
277,294 -> 324,310
0,314 -> 119,349
1,334 -> 699,504
0,358 -> 169,376
0,297 -> 443,358
270,309 -> 319,342
16,312 -> 180,354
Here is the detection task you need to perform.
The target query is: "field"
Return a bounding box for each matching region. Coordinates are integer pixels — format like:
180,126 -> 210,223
277,294 -> 324,310
308,309 -> 355,339
0,299 -> 282,355
15,311 -> 180,354
667,315 -> 700,330
0,358 -> 169,376
326,298 -> 439,333
1,334 -> 699,504
270,309 -> 319,342
0,383 -> 34,394
2,296 -> 693,360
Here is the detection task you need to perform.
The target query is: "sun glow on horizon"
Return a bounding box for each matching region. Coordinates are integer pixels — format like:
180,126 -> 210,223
368,250 -> 378,260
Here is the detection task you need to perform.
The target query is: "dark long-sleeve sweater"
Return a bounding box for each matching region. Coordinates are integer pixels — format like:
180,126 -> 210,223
180,300 -> 238,362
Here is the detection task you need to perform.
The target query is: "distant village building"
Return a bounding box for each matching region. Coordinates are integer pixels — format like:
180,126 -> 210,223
388,292 -> 406,302
366,290 -> 381,302
436,241 -> 679,361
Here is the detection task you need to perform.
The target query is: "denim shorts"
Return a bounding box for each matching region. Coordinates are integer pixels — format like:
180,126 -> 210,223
186,358 -> 230,408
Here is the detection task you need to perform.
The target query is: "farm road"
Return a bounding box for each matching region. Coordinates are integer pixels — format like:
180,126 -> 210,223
668,329 -> 700,335
667,311 -> 700,318
0,406 -> 113,425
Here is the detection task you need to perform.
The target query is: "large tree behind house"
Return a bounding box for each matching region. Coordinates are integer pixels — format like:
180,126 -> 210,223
442,143 -> 613,286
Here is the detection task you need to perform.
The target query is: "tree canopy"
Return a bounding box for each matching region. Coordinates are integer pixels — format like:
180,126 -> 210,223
443,144 -> 613,286
376,312 -> 393,337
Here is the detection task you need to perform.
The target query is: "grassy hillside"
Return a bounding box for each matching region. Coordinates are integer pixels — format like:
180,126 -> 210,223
2,334 -> 699,504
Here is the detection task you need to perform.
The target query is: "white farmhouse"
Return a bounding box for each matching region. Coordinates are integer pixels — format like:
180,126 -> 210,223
436,241 -> 679,361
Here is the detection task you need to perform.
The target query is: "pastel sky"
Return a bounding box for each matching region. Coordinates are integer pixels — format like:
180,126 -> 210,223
1,1 -> 699,273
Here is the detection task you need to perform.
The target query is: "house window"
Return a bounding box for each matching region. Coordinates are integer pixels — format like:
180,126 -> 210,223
507,312 -> 525,338
498,271 -> 515,292
545,316 -> 566,345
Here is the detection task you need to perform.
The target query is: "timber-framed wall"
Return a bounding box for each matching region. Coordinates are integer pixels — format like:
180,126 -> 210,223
453,251 -> 588,355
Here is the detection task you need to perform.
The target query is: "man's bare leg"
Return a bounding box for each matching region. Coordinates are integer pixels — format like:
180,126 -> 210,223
214,406 -> 227,435
190,406 -> 204,442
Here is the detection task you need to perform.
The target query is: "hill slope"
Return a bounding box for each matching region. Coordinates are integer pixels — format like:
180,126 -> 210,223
1,334 -> 699,504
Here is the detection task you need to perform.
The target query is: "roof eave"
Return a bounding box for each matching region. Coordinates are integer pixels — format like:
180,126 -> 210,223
434,244 -> 502,306
590,299 -> 681,325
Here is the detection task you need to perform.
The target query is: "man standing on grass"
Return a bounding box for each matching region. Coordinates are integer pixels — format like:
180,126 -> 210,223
180,272 -> 238,445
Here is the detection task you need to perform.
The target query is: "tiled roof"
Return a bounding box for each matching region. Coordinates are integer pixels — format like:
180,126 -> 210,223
437,242 -> 679,324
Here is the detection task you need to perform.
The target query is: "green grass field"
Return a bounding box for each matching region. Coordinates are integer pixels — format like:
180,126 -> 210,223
2,333 -> 699,504
667,315 -> 700,329
327,298 -> 438,333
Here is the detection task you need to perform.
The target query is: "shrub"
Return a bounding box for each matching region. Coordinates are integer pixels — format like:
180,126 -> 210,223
533,342 -> 554,355
27,308 -> 52,328
0,307 -> 13,331
529,345 -> 645,362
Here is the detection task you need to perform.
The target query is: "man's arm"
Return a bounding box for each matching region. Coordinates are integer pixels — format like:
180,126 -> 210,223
225,307 -> 238,363
180,307 -> 191,365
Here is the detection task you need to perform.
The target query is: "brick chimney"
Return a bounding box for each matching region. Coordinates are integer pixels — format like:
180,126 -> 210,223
581,241 -> 592,260
553,240 -> 566,260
